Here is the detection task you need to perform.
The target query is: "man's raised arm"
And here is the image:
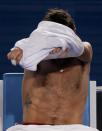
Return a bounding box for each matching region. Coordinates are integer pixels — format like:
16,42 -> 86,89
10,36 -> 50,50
78,42 -> 93,63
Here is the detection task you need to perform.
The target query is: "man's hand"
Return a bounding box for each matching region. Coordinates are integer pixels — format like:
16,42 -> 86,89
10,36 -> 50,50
7,47 -> 23,64
50,47 -> 62,54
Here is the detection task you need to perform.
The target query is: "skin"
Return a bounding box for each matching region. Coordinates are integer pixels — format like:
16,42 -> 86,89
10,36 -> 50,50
7,42 -> 92,125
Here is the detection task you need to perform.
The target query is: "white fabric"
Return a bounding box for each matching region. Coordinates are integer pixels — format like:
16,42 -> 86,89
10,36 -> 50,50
6,124 -> 99,131
12,21 -> 84,71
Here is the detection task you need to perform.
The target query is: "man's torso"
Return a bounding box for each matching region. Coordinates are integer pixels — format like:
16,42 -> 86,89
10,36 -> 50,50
22,58 -> 90,125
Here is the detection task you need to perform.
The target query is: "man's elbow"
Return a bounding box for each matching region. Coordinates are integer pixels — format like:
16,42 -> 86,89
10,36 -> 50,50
78,42 -> 93,63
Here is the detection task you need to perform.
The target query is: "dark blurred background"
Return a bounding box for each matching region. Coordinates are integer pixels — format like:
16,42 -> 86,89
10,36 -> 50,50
0,0 -> 102,85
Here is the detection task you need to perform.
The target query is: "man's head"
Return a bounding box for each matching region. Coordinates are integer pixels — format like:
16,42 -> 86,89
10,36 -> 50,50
43,8 -> 76,31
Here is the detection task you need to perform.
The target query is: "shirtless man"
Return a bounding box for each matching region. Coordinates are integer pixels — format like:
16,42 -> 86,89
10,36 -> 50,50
7,9 -> 92,125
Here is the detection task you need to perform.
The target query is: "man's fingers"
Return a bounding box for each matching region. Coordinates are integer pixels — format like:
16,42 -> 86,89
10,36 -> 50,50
7,48 -> 23,64
7,52 -> 11,59
50,47 -> 62,54
7,52 -> 15,60
56,47 -> 62,53
8,52 -> 16,60
16,53 -> 23,64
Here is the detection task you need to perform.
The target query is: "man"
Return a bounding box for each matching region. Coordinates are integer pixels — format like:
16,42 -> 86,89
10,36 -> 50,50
7,8 -> 93,126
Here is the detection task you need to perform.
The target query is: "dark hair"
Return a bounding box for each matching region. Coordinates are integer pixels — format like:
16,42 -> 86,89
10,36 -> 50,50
44,8 -> 76,31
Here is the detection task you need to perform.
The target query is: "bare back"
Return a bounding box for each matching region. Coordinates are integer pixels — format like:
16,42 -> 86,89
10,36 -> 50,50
22,58 -> 90,125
